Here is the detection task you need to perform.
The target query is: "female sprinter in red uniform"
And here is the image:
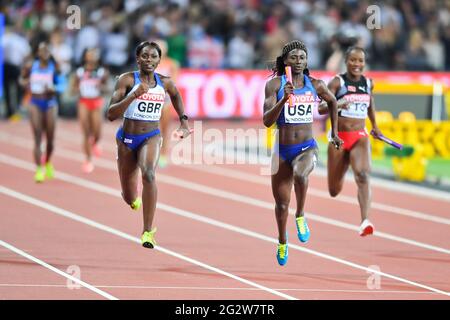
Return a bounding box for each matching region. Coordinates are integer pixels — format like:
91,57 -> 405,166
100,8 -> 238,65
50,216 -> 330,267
318,46 -> 383,237
263,40 -> 342,266
19,41 -> 60,182
73,48 -> 109,173
107,41 -> 191,248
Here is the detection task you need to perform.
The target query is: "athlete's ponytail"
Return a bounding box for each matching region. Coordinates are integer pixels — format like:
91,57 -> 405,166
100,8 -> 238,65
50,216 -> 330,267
270,56 -> 286,77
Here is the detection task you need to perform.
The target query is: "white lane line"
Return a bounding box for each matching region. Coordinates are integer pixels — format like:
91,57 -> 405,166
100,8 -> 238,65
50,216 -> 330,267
39,127 -> 450,203
0,185 -> 296,300
2,131 -> 449,227
1,141 -> 449,256
209,136 -> 450,203
0,152 -> 450,255
0,160 -> 448,297
0,283 -> 439,294
313,166 -> 450,202
0,239 -> 118,300
156,175 -> 450,255
182,164 -> 450,226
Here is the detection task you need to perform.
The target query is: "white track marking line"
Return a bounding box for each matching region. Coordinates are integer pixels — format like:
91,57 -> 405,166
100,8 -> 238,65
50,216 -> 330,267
8,146 -> 450,255
182,164 -> 450,225
96,125 -> 450,203
2,131 -> 449,226
0,162 -> 448,297
0,239 -> 118,300
0,283 -> 439,294
207,136 -> 450,202
157,174 -> 450,255
313,166 -> 450,202
1,140 -> 449,255
13,125 -> 450,202
0,151 -> 449,255
0,185 -> 296,300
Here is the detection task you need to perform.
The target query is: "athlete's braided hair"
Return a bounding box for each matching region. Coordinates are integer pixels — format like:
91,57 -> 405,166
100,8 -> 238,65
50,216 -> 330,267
271,40 -> 310,77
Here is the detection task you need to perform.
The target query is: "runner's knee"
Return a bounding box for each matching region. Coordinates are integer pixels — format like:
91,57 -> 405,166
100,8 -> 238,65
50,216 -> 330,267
354,170 -> 369,185
293,170 -> 308,186
142,168 -> 156,184
275,202 -> 289,212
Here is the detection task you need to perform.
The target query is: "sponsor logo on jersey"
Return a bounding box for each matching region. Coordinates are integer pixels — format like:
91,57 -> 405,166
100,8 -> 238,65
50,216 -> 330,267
291,92 -> 320,104
342,93 -> 371,103
136,93 -> 165,102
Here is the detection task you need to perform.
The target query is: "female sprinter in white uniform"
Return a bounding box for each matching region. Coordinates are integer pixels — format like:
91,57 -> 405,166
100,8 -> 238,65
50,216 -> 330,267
107,41 -> 191,248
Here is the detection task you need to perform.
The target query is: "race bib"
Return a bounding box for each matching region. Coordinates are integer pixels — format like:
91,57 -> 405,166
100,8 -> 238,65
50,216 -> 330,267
129,92 -> 165,121
283,93 -> 317,124
80,79 -> 101,98
340,94 -> 370,119
30,73 -> 53,94
284,103 -> 314,123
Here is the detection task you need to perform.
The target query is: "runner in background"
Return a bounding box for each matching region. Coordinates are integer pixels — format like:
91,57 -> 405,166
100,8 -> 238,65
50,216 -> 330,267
72,48 -> 109,173
19,41 -> 60,182
318,46 -> 383,236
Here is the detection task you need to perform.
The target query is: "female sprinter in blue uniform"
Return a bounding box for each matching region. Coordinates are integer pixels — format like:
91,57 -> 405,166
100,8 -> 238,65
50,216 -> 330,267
19,41 -> 60,183
107,41 -> 191,248
263,40 -> 342,266
318,46 -> 383,237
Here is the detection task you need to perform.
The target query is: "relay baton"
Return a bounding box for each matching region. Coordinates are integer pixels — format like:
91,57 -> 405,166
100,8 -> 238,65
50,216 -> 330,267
285,66 -> 293,107
371,130 -> 403,150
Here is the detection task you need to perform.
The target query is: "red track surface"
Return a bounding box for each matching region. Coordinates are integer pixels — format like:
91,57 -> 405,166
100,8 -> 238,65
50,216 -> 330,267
0,119 -> 449,300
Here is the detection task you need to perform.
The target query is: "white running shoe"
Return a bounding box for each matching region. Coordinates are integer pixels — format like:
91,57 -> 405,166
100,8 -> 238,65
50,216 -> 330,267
359,219 -> 374,237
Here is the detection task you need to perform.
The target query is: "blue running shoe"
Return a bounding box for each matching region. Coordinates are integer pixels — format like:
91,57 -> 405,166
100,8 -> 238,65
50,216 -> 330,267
276,242 -> 288,266
296,216 -> 310,243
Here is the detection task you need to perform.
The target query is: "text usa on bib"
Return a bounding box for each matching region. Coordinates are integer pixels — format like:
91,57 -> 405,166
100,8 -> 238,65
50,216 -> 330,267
283,92 -> 317,124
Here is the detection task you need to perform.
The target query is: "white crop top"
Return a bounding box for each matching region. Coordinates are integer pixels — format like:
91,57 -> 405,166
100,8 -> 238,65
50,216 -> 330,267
123,72 -> 166,122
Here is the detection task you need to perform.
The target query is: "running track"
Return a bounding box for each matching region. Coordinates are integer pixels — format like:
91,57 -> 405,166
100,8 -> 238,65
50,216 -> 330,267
0,119 -> 449,300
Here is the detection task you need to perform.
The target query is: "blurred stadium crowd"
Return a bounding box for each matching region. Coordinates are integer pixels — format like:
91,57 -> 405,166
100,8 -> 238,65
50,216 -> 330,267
1,0 -> 450,119
3,0 -> 450,71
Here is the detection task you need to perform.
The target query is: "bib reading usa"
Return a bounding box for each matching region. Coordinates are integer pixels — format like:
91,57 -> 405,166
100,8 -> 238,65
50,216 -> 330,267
30,73 -> 53,94
284,93 -> 319,124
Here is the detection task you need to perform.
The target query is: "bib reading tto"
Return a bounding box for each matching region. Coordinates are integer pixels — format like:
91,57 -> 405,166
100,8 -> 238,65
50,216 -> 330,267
335,73 -> 372,119
76,66 -> 106,98
276,74 -> 319,126
124,72 -> 166,122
